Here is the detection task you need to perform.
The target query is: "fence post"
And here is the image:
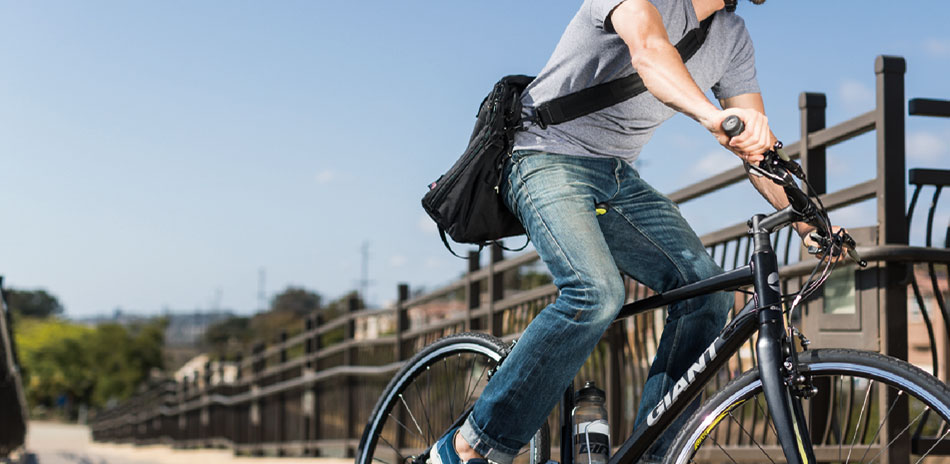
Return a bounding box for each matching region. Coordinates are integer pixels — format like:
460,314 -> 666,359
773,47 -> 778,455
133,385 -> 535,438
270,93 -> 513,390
202,361 -> 212,444
344,295 -> 360,457
488,244 -> 504,336
233,351 -> 242,448
875,54 -> 910,464
303,316 -> 315,456
179,375 -> 188,445
251,342 -> 265,455
799,92 -> 827,196
395,284 -> 410,361
467,250 -> 481,331
277,331 -> 287,455
312,311 -> 324,456
214,361 -> 224,444
798,93 -> 835,445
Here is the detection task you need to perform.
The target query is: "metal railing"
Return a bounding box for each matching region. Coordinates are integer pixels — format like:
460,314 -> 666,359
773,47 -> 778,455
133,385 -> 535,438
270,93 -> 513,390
89,55 -> 948,461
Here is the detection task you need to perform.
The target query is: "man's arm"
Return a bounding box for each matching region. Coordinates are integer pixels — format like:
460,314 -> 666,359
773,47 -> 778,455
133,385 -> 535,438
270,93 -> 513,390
720,92 -> 817,237
609,0 -> 771,163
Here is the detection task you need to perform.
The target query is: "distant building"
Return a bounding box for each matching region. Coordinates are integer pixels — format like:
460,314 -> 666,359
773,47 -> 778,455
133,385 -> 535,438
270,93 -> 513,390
174,353 -> 239,389
163,311 -> 234,347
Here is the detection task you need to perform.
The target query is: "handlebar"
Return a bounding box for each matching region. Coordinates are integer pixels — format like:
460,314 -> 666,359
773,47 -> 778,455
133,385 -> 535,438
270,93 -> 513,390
722,115 -> 745,138
720,115 -> 866,268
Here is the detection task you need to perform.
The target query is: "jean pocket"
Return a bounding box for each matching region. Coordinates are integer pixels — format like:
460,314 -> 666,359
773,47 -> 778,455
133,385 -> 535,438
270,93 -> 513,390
510,149 -> 543,164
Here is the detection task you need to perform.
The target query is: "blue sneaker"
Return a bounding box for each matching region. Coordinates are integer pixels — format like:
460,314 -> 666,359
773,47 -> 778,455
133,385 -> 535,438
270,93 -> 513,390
428,428 -> 488,464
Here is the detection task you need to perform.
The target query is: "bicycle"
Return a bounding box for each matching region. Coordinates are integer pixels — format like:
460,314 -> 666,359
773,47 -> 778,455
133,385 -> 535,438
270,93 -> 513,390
356,116 -> 950,464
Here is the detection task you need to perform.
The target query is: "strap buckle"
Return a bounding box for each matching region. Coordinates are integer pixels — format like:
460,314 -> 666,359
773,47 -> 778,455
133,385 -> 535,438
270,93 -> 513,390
523,106 -> 547,130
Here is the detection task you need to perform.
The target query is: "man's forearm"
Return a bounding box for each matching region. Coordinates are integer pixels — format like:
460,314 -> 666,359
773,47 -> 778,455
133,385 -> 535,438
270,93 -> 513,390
747,168 -> 814,235
633,42 -> 720,125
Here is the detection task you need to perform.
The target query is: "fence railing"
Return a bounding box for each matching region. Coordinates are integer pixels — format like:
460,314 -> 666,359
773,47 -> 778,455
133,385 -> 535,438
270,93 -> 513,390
89,55 -> 949,460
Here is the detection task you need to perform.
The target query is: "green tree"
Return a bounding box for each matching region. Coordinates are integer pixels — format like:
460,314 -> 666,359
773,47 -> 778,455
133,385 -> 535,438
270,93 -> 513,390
204,286 -> 325,359
203,316 -> 251,358
14,317 -> 166,419
15,318 -> 95,417
318,290 -> 365,346
3,288 -> 64,318
270,286 -> 322,316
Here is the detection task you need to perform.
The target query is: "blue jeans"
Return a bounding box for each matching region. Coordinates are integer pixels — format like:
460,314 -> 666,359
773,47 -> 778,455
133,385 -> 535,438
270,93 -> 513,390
458,151 -> 733,463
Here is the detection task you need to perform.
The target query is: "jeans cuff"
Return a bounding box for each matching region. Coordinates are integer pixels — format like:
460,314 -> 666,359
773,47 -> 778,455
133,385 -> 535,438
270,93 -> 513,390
459,415 -> 519,464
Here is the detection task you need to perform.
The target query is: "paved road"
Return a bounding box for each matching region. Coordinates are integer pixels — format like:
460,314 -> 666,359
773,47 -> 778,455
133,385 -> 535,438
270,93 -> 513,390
13,422 -> 350,464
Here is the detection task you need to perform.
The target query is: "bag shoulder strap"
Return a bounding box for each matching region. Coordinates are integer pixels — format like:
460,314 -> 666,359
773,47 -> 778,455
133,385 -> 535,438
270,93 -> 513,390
438,226 -> 530,259
532,15 -> 714,128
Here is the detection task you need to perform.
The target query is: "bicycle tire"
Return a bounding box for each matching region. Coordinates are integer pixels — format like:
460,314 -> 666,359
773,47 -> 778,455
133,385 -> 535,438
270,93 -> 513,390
664,349 -> 950,464
356,332 -> 550,464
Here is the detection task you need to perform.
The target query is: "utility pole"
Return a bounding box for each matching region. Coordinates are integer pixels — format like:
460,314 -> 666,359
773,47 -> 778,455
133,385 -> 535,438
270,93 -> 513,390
257,268 -> 267,312
211,287 -> 222,312
359,242 -> 372,307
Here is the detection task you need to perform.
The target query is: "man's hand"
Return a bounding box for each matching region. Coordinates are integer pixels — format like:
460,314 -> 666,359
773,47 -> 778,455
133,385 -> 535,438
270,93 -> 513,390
708,108 -> 771,164
801,225 -> 853,263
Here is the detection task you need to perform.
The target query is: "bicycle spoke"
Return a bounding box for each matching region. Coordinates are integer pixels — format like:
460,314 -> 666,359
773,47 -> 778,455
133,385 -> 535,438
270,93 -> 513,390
856,389 -> 903,464
378,434 -> 408,464
913,426 -> 950,464
844,375 -> 857,444
449,353 -> 458,419
727,409 -> 778,464
427,365 -> 433,441
845,380 -> 875,464
413,367 -> 435,443
865,405 -> 931,464
461,354 -> 476,410
387,409 -> 429,444
711,435 -> 740,464
752,392 -> 779,437
399,393 -> 427,440
463,356 -> 491,411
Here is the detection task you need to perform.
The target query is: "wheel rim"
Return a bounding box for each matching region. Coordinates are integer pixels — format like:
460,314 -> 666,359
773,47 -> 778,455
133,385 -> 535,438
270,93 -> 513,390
672,361 -> 950,464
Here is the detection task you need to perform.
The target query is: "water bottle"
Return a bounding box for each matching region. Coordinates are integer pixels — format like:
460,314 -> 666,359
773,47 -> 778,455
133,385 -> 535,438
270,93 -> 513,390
572,381 -> 609,464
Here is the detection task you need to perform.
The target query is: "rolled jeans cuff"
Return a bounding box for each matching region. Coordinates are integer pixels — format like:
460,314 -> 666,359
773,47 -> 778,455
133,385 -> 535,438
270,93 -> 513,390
459,415 -> 518,464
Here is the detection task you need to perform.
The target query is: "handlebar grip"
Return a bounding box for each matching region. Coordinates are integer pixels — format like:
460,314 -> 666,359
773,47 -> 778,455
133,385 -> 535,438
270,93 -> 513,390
721,115 -> 744,137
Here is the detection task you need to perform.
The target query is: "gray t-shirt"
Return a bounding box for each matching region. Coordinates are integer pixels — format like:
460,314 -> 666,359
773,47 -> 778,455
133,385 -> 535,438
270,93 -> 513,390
513,0 -> 760,163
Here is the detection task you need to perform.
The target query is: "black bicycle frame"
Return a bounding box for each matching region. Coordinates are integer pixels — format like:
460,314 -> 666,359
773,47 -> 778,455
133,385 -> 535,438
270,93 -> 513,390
559,208 -> 816,464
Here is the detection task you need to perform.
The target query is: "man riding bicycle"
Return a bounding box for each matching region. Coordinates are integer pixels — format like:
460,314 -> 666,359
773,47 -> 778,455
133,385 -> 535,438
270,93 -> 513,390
431,0 -> 843,463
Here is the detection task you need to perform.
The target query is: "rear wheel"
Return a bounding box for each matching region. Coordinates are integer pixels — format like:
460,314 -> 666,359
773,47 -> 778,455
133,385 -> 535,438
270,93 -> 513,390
356,332 -> 550,464
665,349 -> 950,464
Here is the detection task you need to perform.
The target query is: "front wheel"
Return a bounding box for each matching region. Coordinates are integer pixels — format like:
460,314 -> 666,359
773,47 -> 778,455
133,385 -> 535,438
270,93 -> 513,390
356,332 -> 550,464
665,349 -> 950,464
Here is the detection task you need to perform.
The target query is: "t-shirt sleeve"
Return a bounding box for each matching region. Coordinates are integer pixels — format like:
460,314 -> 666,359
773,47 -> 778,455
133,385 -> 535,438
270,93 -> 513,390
590,0 -> 669,32
590,0 -> 627,31
711,20 -> 760,100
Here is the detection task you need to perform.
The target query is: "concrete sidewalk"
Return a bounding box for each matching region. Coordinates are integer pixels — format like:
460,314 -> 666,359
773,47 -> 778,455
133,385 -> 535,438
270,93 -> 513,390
17,422 -> 351,464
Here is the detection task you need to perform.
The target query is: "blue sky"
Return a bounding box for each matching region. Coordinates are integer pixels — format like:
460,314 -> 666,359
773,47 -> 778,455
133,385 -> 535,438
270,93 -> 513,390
2,1 -> 948,318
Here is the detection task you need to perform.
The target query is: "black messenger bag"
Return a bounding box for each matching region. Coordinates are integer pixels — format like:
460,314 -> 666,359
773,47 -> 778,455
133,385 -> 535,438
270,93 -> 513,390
422,16 -> 713,256
421,75 -> 532,253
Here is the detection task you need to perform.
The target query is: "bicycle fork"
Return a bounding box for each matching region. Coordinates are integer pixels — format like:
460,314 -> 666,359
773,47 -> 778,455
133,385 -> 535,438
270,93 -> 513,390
751,218 -> 817,464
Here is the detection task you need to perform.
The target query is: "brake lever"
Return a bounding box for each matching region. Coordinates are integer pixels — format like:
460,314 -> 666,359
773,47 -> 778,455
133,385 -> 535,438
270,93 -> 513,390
807,231 -> 868,267
841,233 -> 868,268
